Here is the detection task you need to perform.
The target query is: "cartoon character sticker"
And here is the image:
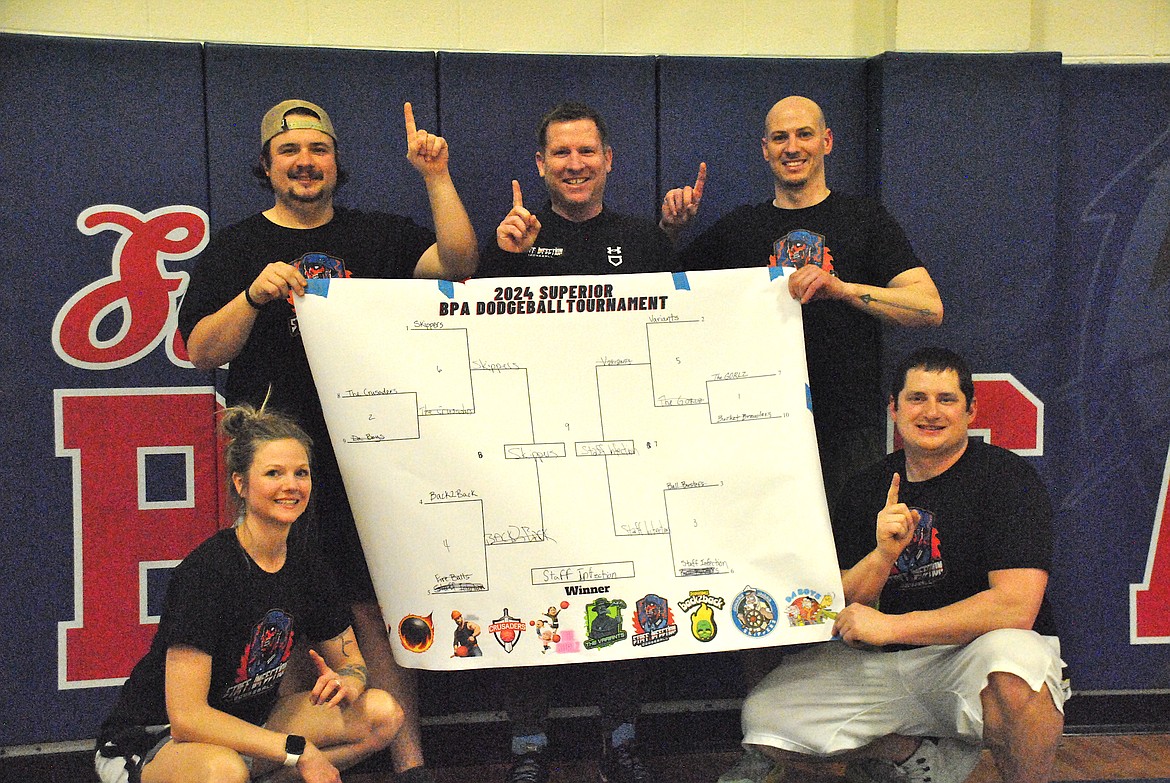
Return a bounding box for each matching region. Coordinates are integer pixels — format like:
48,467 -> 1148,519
784,590 -> 838,627
583,597 -> 628,649
530,602 -> 569,653
678,590 -> 725,642
632,594 -> 678,647
732,586 -> 778,637
450,610 -> 483,657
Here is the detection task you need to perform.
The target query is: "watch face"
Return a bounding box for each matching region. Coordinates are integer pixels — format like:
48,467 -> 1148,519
286,734 -> 306,755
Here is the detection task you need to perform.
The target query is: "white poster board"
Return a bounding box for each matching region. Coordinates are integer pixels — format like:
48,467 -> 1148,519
297,267 -> 842,670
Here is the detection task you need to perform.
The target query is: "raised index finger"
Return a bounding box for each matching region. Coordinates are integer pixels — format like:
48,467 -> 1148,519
308,648 -> 328,675
511,179 -> 524,210
886,473 -> 901,506
693,161 -> 708,199
404,101 -> 417,138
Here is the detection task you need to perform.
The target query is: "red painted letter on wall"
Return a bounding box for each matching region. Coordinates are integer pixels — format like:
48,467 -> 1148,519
1132,442 -> 1170,643
56,388 -> 222,686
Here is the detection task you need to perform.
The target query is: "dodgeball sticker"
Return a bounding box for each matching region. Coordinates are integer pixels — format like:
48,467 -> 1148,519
397,613 -> 435,653
488,608 -> 526,652
530,601 -> 569,653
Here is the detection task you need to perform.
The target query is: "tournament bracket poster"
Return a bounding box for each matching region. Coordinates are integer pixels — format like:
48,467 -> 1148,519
297,267 -> 843,669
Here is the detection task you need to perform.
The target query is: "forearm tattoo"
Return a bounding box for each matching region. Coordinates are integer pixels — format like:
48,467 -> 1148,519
335,663 -> 368,686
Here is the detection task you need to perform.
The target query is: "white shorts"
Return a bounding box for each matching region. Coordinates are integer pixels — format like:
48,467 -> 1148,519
742,629 -> 1068,756
94,725 -> 265,782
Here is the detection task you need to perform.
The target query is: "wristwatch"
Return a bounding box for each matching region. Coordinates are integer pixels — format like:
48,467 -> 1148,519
284,734 -> 306,767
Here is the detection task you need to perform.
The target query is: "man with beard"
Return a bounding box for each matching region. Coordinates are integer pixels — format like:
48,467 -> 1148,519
179,98 -> 478,783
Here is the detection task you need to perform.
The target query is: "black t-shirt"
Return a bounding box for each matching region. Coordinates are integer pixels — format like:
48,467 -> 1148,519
677,194 -> 922,435
99,528 -> 352,739
177,207 -> 436,434
832,439 -> 1055,637
177,208 -> 435,597
479,203 -> 675,277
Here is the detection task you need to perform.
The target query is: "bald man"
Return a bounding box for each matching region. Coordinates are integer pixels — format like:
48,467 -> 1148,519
675,95 -> 943,510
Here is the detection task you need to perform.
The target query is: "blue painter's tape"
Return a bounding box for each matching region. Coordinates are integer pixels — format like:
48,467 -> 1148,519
438,279 -> 455,299
806,384 -> 813,411
672,271 -> 691,291
306,278 -> 331,297
769,265 -> 786,281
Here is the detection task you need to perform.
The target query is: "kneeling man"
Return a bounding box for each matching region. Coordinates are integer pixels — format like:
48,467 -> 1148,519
738,346 -> 1067,783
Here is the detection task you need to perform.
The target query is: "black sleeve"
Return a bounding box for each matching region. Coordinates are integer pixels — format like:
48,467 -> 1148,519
980,452 -> 1054,573
869,203 -> 923,285
154,555 -> 226,655
177,226 -> 253,342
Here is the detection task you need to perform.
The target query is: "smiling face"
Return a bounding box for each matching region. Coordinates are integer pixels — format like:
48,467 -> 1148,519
536,118 -> 612,222
264,126 -> 338,208
761,97 -> 832,197
891,368 -> 976,473
233,438 -> 312,527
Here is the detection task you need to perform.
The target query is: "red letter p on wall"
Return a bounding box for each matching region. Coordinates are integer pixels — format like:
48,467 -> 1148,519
56,388 -> 223,687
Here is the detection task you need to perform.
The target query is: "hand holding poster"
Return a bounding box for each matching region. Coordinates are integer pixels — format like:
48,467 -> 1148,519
296,267 -> 842,669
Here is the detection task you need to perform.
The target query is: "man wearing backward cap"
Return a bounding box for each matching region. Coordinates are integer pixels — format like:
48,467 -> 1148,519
179,98 -> 477,783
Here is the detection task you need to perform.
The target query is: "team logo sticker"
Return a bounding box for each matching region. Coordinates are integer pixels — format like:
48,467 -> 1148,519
678,590 -> 724,642
488,608 -> 526,653
632,594 -> 678,647
731,585 -> 778,637
397,612 -> 435,653
530,601 -> 569,654
583,597 -> 628,649
785,589 -> 838,626
450,610 -> 483,658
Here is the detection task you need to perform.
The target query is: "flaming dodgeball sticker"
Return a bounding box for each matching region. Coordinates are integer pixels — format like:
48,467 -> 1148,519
678,590 -> 725,642
488,608 -> 526,653
397,613 -> 435,653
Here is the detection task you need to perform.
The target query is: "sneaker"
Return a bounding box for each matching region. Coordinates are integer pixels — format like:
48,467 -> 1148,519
717,746 -> 777,783
599,740 -> 651,783
508,751 -> 550,783
845,738 -> 982,783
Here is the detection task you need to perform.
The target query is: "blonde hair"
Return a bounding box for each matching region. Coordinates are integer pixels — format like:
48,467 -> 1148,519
218,402 -> 313,516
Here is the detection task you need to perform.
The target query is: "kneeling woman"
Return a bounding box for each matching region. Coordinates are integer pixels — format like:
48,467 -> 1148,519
96,405 -> 402,783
